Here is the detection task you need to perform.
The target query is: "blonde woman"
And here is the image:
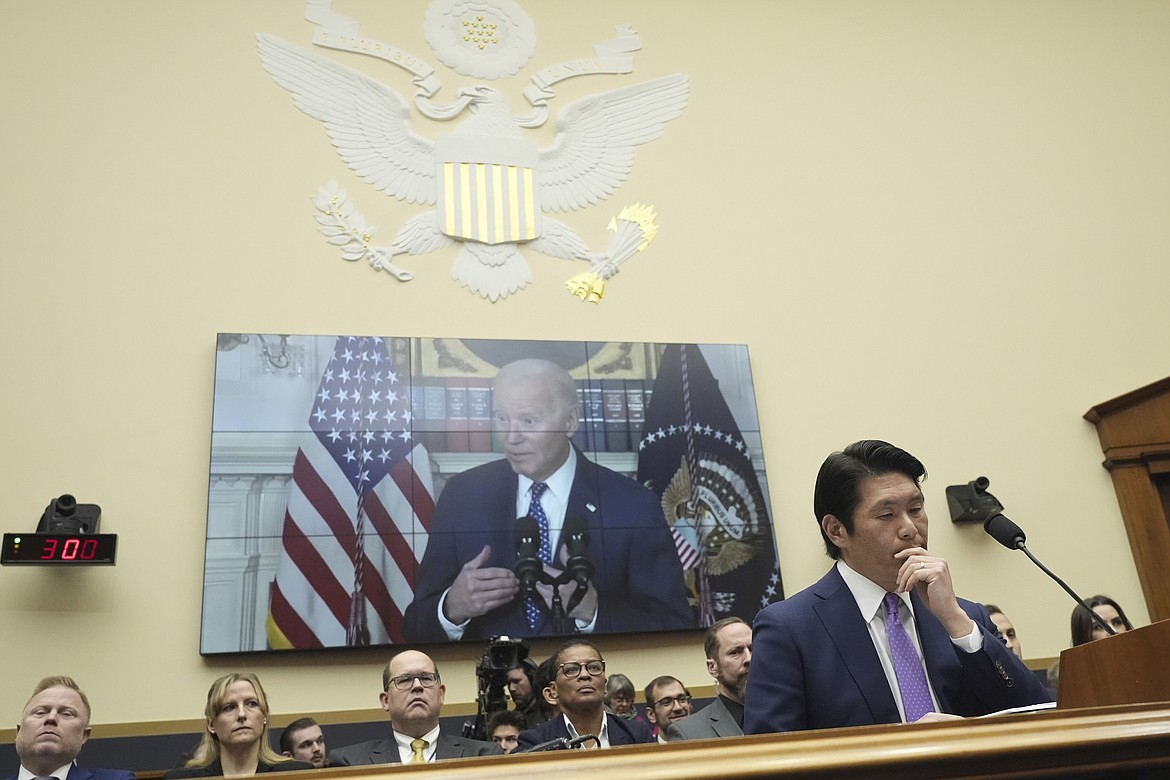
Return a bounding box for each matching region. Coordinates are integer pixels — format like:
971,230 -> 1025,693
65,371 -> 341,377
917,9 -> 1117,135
165,674 -> 311,778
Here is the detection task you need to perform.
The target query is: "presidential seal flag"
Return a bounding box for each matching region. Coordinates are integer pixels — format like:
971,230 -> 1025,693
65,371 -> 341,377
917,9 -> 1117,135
635,344 -> 782,626
266,336 -> 434,649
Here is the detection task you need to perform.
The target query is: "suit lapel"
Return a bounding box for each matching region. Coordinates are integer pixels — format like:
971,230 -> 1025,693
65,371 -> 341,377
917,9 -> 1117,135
565,451 -> 602,547
373,738 -> 400,764
709,698 -> 741,738
812,568 -> 901,724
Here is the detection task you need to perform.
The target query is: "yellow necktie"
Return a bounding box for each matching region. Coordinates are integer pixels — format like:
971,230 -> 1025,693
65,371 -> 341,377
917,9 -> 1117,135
410,737 -> 429,764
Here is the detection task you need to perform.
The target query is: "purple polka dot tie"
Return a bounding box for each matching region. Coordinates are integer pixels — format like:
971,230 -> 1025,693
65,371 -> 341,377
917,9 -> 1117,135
884,591 -> 934,722
525,482 -> 553,630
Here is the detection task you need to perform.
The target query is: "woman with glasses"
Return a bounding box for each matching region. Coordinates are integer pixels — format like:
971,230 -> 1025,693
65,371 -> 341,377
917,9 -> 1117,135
517,640 -> 655,751
165,674 -> 310,777
603,674 -> 637,718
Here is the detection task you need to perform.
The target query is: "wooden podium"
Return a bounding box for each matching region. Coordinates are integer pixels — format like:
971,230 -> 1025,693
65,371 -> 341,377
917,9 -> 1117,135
1058,619 -> 1170,709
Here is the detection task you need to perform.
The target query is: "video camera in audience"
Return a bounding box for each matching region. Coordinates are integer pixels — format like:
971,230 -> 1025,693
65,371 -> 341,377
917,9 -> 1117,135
462,635 -> 530,741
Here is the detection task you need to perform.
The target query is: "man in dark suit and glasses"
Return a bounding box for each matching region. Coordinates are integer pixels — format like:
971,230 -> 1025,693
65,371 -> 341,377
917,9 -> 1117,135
327,650 -> 500,765
517,639 -> 655,750
7,676 -> 134,780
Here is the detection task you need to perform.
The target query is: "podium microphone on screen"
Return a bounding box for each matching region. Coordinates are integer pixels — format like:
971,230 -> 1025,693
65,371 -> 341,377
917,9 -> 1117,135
514,515 -> 543,595
562,516 -> 595,588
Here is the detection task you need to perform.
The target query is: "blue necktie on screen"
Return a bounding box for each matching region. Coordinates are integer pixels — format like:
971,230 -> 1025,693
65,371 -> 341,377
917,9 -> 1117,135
525,482 -> 553,630
884,591 -> 934,722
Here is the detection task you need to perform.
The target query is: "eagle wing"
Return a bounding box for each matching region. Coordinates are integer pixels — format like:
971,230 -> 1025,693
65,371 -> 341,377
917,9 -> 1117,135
256,34 -> 436,205
538,74 -> 689,213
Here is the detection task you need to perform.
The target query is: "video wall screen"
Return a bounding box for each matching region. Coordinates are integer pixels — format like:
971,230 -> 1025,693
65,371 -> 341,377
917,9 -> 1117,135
203,335 -> 782,653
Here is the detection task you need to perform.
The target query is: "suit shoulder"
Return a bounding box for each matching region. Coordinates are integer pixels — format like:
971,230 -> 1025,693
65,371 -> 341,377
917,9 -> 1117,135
262,760 -> 314,772
449,735 -> 502,756
327,739 -> 386,764
609,713 -> 655,743
82,771 -> 136,780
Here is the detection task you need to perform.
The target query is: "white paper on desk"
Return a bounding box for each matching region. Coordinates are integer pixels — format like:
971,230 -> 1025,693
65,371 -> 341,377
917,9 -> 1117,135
980,702 -> 1059,717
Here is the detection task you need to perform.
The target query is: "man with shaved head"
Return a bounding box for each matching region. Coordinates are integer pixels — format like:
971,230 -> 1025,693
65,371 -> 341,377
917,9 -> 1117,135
404,358 -> 692,641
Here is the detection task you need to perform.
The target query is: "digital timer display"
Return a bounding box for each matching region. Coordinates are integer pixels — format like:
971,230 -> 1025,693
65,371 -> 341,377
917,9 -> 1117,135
1,533 -> 118,565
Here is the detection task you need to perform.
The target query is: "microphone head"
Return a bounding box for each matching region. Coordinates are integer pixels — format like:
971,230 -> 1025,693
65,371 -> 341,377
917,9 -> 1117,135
984,513 -> 1026,549
515,515 -> 540,554
562,515 -> 590,553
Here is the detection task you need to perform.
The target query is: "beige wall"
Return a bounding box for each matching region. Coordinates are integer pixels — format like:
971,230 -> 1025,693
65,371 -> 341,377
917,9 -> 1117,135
2,0 -> 1167,729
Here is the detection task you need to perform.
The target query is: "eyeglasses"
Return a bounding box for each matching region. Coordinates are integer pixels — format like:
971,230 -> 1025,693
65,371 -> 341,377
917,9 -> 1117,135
386,672 -> 441,691
653,695 -> 692,709
558,660 -> 605,678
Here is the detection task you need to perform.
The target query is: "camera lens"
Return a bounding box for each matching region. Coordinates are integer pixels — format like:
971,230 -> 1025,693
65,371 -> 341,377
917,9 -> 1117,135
55,494 -> 78,516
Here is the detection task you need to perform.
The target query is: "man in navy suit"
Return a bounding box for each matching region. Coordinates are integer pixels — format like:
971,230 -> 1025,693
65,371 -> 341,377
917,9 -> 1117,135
516,640 -> 655,751
327,650 -> 500,765
7,676 -> 134,780
744,440 -> 1053,734
403,358 -> 692,642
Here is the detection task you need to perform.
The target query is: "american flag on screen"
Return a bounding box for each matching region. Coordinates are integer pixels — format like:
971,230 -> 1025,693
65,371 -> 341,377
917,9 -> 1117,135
266,336 -> 434,648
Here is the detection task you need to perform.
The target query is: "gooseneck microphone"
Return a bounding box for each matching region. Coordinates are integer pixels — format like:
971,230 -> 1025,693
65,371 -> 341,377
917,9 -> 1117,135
514,515 -> 543,594
518,734 -> 599,753
983,512 -> 1116,637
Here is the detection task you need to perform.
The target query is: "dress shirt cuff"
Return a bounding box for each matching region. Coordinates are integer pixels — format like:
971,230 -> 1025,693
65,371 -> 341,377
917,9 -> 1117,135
437,589 -> 469,640
950,620 -> 984,653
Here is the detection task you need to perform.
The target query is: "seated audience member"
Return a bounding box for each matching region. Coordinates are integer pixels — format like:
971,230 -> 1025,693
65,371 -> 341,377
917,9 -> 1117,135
668,617 -> 752,740
328,650 -> 500,765
506,660 -> 544,729
8,676 -> 135,780
643,677 -> 692,743
745,440 -> 1053,734
278,717 -> 327,768
983,604 -> 1023,659
603,674 -> 637,718
517,640 -> 655,750
165,673 -> 310,778
1072,594 -> 1134,646
486,710 -> 527,754
533,656 -> 560,722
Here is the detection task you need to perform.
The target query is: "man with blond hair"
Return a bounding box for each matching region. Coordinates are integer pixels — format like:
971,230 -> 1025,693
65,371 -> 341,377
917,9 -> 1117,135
7,676 -> 135,780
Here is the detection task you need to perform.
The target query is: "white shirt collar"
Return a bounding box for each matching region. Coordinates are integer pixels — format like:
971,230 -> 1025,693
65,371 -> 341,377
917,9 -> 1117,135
836,559 -> 914,621
18,762 -> 73,780
562,710 -> 609,748
517,447 -> 576,500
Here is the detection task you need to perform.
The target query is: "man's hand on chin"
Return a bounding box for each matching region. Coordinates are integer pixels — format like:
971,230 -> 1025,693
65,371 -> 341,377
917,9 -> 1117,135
894,547 -> 976,638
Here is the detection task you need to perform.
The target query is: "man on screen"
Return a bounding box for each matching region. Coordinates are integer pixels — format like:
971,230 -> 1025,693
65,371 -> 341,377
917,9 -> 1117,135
403,358 -> 692,642
744,440 -> 1053,734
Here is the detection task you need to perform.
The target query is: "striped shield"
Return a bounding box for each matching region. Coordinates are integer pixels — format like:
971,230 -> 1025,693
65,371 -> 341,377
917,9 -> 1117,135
435,134 -> 540,245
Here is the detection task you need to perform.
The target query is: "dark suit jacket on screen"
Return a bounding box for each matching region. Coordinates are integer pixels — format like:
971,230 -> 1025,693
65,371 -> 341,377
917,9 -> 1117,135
4,767 -> 136,780
744,566 -> 1054,734
327,733 -> 500,766
516,713 -> 655,751
402,453 -> 693,642
666,696 -> 743,741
